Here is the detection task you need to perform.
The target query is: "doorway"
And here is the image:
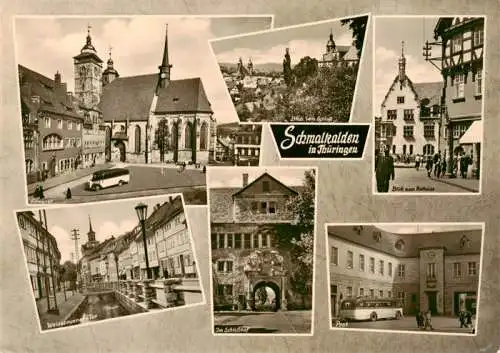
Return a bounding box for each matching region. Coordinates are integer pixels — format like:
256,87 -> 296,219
252,281 -> 281,311
426,291 -> 438,315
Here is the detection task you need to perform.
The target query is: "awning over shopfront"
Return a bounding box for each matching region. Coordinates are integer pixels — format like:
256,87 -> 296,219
460,120 -> 482,144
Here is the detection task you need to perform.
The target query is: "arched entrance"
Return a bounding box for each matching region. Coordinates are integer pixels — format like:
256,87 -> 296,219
252,281 -> 281,312
114,141 -> 126,162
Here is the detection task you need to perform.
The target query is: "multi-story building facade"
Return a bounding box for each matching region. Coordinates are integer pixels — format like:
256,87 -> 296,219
233,125 -> 261,166
328,225 -> 481,317
73,27 -> 106,168
17,211 -> 61,300
434,17 -> 484,177
210,172 -> 311,311
18,65 -> 84,182
379,44 -> 443,159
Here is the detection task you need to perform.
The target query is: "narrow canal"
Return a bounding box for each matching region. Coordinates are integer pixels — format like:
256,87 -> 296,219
71,293 -> 131,323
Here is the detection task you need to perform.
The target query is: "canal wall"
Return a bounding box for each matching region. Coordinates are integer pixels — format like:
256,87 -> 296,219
114,291 -> 148,314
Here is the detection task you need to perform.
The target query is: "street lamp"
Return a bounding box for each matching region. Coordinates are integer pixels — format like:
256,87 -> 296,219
135,203 -> 151,280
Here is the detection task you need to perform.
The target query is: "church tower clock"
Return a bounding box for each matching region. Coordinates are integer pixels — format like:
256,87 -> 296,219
73,25 -> 103,108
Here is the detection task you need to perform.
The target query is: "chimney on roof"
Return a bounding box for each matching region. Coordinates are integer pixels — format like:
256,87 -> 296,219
169,196 -> 173,203
243,173 -> 249,187
67,92 -> 73,104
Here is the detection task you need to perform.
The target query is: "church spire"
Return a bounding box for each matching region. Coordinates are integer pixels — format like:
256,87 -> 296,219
87,215 -> 96,243
398,40 -> 406,83
158,24 -> 173,88
81,24 -> 97,54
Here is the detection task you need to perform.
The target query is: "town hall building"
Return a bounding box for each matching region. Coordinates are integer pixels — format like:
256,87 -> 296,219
378,42 -> 443,160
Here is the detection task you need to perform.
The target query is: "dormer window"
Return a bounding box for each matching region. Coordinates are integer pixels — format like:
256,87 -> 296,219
460,235 -> 471,249
31,95 -> 40,104
373,231 -> 382,242
262,181 -> 270,192
395,239 -> 405,251
352,226 -> 363,235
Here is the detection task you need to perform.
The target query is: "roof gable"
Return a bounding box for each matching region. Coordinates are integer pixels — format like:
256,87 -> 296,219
381,74 -> 442,109
232,172 -> 299,198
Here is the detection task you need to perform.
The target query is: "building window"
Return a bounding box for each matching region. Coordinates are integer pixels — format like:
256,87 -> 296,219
134,125 -> 141,153
388,262 -> 392,277
387,109 -> 397,120
403,109 -> 414,121
379,260 -> 384,275
76,122 -> 81,131
200,123 -> 208,150
262,181 -> 270,192
42,134 -> 63,151
473,28 -> 484,47
243,234 -> 251,249
409,144 -> 413,155
369,257 -> 375,274
57,119 -> 62,129
453,73 -> 465,99
217,260 -> 233,273
468,262 -> 477,276
359,254 -> 365,271
388,290 -> 392,298
331,247 -> 338,265
379,290 -> 383,298
424,124 -> 435,138
226,234 -> 233,248
397,96 -> 405,104
423,144 -> 435,156
474,69 -> 482,96
347,286 -> 353,297
454,263 -> 462,278
346,251 -> 353,269
453,124 -> 468,139
427,263 -> 436,280
398,264 -> 405,278
403,126 -> 414,138
184,122 -> 193,149
268,201 -> 276,214
44,117 -> 51,128
234,233 -> 242,249
452,34 -> 463,54
261,234 -> 268,248
217,233 -> 225,249
370,289 -> 374,298
359,288 -> 364,296
68,121 -> 73,130
403,145 -> 407,155
216,284 -> 233,297
398,291 -> 405,306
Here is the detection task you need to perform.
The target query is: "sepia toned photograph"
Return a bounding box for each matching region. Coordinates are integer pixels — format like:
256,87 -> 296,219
326,223 -> 484,335
210,15 -> 369,123
212,123 -> 262,166
15,15 -> 273,205
374,16 -> 484,194
15,194 -> 204,332
208,167 -> 317,335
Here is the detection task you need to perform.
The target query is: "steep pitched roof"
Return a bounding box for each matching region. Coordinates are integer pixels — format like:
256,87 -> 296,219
380,74 -> 442,109
328,225 -> 482,258
99,74 -> 157,122
413,82 -> 443,106
232,172 -> 299,198
155,78 -> 213,114
133,195 -> 184,240
18,64 -> 83,119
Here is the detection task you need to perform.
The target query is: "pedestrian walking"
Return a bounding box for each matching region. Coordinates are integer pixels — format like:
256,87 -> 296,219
375,147 -> 395,193
426,156 -> 434,178
37,185 -> 45,200
440,158 -> 447,178
415,154 -> 421,171
202,165 -> 206,174
65,187 -> 72,199
459,310 -> 466,328
415,310 -> 422,329
424,310 -> 434,331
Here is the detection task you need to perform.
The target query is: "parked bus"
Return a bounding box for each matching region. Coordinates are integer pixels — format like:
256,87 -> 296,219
86,168 -> 130,191
339,297 -> 403,322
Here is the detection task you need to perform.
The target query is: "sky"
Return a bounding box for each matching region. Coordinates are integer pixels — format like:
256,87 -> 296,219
374,16 -> 443,115
14,16 -> 273,124
211,16 -> 361,66
25,194 -> 185,263
377,223 -> 483,234
208,167 -> 313,188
